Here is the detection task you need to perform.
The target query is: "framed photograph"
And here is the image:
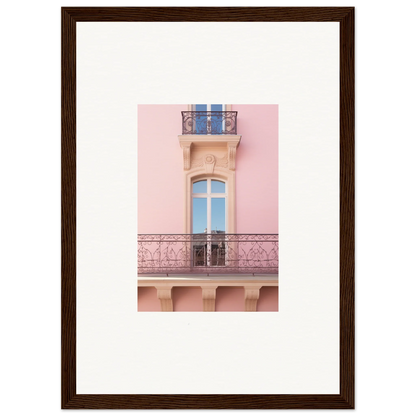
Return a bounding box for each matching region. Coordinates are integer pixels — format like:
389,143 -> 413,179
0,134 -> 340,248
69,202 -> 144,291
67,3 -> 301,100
136,104 -> 279,313
62,7 -> 354,409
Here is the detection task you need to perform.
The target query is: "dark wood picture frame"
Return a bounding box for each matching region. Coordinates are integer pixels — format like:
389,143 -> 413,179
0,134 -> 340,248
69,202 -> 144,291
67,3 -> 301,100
62,7 -> 354,409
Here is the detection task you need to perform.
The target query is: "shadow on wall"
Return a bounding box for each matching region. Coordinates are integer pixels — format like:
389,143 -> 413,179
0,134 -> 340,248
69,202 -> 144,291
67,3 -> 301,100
137,286 -> 278,312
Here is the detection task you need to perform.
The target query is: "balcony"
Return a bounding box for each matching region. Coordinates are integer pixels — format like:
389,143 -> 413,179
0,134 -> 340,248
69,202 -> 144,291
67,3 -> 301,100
181,111 -> 238,135
137,233 -> 279,275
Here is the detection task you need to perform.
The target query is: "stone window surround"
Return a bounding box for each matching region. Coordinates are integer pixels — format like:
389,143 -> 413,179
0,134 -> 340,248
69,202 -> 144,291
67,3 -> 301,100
179,135 -> 241,234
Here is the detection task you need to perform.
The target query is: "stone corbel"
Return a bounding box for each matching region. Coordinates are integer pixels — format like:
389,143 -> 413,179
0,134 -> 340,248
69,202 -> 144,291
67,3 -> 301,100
244,286 -> 262,312
181,143 -> 192,171
156,286 -> 173,311
228,143 -> 238,171
201,286 -> 217,311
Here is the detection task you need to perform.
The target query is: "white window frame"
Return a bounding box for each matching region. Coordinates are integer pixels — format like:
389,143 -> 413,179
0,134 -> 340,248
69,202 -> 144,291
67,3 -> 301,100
183,169 -> 237,235
191,178 -> 227,267
191,178 -> 227,234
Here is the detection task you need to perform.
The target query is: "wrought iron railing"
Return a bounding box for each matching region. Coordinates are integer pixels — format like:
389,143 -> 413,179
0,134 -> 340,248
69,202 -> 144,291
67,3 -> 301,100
137,234 -> 278,275
181,111 -> 238,135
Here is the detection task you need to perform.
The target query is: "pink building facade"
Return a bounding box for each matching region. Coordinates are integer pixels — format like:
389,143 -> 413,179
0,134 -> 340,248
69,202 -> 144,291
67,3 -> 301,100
137,105 -> 278,311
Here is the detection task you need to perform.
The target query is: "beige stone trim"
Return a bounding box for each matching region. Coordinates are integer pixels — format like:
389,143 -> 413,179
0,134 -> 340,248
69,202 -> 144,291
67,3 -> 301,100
178,135 -> 241,233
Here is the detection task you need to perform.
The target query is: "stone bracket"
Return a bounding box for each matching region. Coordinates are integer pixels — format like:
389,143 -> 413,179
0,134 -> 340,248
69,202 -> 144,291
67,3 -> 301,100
244,286 -> 262,312
201,286 -> 218,312
156,286 -> 173,312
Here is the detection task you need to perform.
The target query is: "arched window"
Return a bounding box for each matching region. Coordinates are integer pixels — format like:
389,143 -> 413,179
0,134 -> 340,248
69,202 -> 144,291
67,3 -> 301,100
192,179 -> 227,267
192,179 -> 226,234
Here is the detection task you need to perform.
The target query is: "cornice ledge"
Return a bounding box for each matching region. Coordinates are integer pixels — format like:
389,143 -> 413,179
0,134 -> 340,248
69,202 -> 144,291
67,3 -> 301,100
138,278 -> 278,287
178,135 -> 241,148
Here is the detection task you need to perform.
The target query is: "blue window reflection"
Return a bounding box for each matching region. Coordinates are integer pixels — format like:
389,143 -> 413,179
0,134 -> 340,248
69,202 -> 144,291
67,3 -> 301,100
211,180 -> 225,193
193,180 -> 207,193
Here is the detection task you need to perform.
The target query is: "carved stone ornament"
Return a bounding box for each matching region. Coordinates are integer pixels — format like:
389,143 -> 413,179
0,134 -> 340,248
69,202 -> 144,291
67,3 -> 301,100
190,157 -> 203,169
216,154 -> 228,168
205,154 -> 215,164
178,135 -> 241,171
191,153 -> 228,170
204,154 -> 216,174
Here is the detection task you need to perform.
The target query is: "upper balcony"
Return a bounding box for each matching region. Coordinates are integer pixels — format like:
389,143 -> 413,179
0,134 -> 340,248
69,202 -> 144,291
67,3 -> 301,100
181,111 -> 238,135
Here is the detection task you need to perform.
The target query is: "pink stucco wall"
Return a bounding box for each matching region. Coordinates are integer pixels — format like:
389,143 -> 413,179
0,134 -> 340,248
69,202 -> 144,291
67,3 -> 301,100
137,105 -> 278,311
233,105 -> 279,233
137,105 -> 186,233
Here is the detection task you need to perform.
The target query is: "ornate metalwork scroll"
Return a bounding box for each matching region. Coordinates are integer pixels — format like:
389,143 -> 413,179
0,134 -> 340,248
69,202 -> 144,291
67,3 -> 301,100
181,111 -> 238,135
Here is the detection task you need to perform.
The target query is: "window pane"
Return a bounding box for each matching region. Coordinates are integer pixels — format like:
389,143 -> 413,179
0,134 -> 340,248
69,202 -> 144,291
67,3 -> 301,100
195,104 -> 207,134
211,180 -> 225,193
211,104 -> 223,111
193,180 -> 207,193
193,198 -> 207,233
211,198 -> 225,233
211,104 -> 223,134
